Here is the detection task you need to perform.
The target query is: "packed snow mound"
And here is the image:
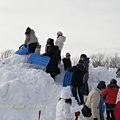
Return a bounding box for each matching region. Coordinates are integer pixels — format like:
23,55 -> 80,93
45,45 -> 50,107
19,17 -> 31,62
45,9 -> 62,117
0,55 -> 62,120
0,54 -> 120,120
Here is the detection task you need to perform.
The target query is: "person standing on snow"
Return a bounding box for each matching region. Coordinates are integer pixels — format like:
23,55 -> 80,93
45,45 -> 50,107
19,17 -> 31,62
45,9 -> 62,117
24,27 -> 39,54
55,31 -> 66,64
43,38 -> 60,79
56,90 -> 80,120
83,81 -> 106,120
62,52 -> 72,71
114,101 -> 120,120
102,79 -> 119,120
79,54 -> 90,95
68,61 -> 86,105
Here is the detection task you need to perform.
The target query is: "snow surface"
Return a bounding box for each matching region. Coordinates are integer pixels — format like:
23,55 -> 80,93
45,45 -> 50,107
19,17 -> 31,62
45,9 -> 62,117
0,54 -> 120,120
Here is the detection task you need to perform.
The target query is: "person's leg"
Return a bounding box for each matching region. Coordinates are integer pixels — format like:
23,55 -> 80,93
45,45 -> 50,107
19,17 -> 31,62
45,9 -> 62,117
28,43 -> 37,54
58,50 -> 61,64
110,110 -> 115,119
72,86 -> 80,104
106,110 -> 110,120
78,86 -> 84,105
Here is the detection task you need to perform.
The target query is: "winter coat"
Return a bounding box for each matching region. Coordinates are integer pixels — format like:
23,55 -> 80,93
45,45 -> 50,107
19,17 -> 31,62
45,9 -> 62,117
68,66 -> 86,87
79,58 -> 90,81
55,36 -> 66,50
83,87 -> 101,120
102,84 -> 119,104
62,57 -> 72,71
24,29 -> 38,45
114,101 -> 120,120
56,99 -> 74,120
44,45 -> 60,77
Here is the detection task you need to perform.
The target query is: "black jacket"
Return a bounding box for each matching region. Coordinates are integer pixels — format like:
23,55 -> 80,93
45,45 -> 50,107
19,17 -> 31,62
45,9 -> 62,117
62,57 -> 72,71
44,45 -> 60,77
68,66 -> 86,87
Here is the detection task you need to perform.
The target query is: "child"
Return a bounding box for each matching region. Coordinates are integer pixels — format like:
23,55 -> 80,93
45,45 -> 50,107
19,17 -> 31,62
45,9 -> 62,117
62,52 -> 72,71
102,79 -> 119,120
56,89 -> 80,120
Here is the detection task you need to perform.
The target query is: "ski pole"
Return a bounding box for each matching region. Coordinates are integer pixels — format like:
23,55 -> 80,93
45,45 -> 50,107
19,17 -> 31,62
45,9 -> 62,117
38,110 -> 41,120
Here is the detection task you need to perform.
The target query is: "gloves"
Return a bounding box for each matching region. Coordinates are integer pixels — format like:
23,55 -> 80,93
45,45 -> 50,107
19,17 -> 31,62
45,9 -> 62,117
94,118 -> 98,120
75,111 -> 80,116
75,111 -> 80,120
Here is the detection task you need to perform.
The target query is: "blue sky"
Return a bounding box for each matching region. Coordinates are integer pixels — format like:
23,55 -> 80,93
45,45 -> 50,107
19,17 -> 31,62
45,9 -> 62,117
0,0 -> 120,57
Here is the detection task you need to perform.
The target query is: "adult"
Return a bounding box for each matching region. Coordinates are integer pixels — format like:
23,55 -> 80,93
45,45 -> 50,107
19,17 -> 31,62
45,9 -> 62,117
68,61 -> 86,105
102,79 -> 119,120
43,38 -> 60,79
79,54 -> 90,95
24,27 -> 38,54
55,31 -> 66,64
114,101 -> 120,120
83,81 -> 106,120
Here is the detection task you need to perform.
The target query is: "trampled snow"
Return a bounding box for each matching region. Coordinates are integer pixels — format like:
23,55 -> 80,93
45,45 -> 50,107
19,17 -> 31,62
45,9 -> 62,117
0,54 -> 120,120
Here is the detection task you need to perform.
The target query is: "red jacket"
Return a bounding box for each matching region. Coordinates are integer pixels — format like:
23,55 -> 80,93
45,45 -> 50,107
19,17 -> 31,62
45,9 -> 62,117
102,84 -> 119,104
114,101 -> 120,120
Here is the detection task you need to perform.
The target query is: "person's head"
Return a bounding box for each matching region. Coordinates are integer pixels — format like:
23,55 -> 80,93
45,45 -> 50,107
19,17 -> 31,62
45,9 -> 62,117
97,81 -> 106,90
25,27 -> 31,35
47,38 -> 54,46
80,54 -> 87,60
66,52 -> 71,57
60,91 -> 72,105
57,31 -> 63,37
110,79 -> 117,85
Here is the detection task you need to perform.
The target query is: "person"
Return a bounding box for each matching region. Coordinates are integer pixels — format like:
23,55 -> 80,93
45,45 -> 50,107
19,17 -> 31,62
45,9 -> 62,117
102,79 -> 119,120
24,27 -> 39,54
83,81 -> 106,120
114,101 -> 120,120
79,54 -> 90,95
56,89 -> 80,120
68,60 -> 86,105
43,38 -> 60,79
62,52 -> 72,71
55,31 -> 66,64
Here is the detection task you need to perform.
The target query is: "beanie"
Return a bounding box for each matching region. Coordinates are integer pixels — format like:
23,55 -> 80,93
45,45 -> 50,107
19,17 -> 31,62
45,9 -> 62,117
66,52 -> 71,57
57,31 -> 63,36
60,91 -> 71,99
110,79 -> 117,85
97,81 -> 106,90
47,38 -> 54,46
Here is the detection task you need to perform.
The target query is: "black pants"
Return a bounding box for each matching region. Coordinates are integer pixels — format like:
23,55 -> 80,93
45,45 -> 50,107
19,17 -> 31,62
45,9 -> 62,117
28,43 -> 37,54
58,50 -> 61,62
105,103 -> 116,120
71,86 -> 84,105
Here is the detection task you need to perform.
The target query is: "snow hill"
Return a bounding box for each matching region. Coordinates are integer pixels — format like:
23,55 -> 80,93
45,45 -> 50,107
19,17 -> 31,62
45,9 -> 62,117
0,54 -> 120,120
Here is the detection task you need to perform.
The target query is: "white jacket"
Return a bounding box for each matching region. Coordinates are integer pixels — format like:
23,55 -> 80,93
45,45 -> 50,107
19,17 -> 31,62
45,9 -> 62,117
55,36 -> 66,50
56,99 -> 74,120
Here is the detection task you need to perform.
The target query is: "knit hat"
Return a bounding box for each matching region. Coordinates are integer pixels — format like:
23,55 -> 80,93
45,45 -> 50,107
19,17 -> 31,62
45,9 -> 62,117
110,79 -> 117,85
66,52 -> 71,57
97,81 -> 106,90
60,91 -> 71,99
57,31 -> 63,36
47,38 -> 54,46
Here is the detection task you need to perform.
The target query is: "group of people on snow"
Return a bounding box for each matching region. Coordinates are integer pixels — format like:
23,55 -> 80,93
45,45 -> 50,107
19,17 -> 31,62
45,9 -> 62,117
22,27 -> 120,120
23,27 -> 66,79
56,79 -> 120,120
